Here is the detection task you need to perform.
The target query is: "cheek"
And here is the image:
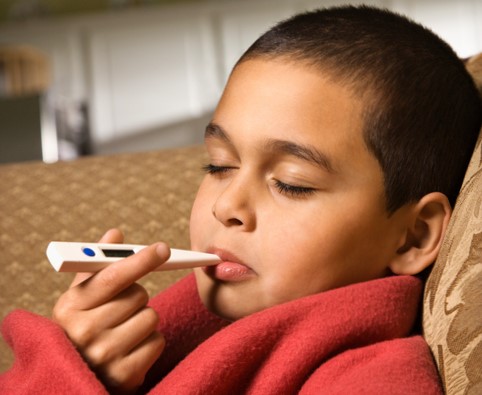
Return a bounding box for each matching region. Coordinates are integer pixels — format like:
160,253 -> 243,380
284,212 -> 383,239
189,180 -> 213,249
256,208 -> 330,286
263,205 -> 343,258
261,203 -> 387,280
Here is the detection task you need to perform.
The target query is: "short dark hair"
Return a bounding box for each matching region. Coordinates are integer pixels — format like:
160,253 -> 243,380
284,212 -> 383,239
237,5 -> 482,213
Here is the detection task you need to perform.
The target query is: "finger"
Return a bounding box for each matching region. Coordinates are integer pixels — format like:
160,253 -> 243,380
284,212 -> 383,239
70,229 -> 125,288
77,283 -> 150,332
99,228 -> 124,244
98,331 -> 166,392
55,282 -> 151,349
119,331 -> 166,390
72,242 -> 170,308
84,306 -> 160,366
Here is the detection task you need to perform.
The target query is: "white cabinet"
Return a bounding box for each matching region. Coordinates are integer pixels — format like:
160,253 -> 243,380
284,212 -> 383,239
87,12 -> 220,142
215,2 -> 297,83
390,0 -> 481,59
0,0 -> 480,149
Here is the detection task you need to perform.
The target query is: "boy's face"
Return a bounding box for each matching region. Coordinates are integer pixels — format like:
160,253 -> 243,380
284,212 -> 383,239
190,59 -> 408,321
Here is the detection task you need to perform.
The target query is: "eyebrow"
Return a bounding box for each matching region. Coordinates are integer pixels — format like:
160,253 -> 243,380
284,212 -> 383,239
204,122 -> 336,173
205,122 -> 231,142
266,139 -> 336,173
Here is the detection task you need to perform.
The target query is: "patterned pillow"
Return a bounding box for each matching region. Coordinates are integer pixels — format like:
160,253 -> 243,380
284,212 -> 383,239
423,54 -> 482,395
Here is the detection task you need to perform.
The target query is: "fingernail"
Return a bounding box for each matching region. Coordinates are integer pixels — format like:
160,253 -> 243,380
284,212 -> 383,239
156,243 -> 170,259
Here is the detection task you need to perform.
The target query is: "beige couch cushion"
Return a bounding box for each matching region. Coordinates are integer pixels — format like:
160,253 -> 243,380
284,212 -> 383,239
0,145 -> 207,372
423,55 -> 482,394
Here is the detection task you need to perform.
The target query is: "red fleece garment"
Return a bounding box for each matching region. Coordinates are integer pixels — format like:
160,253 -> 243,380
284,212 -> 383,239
1,275 -> 443,394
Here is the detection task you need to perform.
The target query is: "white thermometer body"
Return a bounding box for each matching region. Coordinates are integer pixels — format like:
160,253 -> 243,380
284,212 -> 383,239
46,242 -> 221,272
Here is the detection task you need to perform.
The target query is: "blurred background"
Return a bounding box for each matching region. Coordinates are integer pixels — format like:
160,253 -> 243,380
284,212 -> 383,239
0,0 -> 481,164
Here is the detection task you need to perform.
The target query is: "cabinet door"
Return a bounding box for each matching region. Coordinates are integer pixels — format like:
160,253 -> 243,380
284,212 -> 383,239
216,3 -> 296,84
390,0 -> 481,58
87,14 -> 219,143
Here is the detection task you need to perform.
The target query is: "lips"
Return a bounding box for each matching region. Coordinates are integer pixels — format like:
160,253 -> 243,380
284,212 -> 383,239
203,248 -> 256,282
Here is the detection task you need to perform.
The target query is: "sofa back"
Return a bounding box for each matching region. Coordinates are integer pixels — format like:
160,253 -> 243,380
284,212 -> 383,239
423,125 -> 482,395
423,53 -> 482,395
0,145 -> 206,372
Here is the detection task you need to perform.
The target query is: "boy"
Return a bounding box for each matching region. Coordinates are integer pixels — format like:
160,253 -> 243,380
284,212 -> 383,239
1,5 -> 481,394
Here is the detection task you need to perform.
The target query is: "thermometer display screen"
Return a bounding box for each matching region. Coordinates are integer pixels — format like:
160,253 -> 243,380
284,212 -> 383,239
101,249 -> 135,258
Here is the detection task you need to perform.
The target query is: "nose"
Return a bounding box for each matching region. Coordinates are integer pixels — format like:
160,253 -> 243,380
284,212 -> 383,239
211,174 -> 256,231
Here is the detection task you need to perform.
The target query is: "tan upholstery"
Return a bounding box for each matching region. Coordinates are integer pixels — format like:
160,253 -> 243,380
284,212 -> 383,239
422,129 -> 482,394
0,146 -> 206,372
423,55 -> 482,393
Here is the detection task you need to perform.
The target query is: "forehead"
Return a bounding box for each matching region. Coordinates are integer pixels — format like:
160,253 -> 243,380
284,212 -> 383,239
213,59 -> 378,177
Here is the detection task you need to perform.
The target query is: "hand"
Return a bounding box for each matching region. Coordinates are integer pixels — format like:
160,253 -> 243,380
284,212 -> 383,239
52,229 -> 168,393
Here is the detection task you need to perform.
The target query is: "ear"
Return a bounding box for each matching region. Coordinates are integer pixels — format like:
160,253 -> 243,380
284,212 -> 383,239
388,192 -> 452,275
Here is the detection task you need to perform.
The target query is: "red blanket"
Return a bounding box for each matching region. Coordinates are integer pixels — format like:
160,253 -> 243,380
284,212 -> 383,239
1,275 -> 442,394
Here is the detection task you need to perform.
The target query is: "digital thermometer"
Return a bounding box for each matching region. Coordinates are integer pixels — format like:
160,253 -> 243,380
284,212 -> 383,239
46,242 -> 221,272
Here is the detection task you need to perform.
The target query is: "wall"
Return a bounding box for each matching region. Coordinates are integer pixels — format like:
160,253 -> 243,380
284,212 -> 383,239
0,0 -> 480,154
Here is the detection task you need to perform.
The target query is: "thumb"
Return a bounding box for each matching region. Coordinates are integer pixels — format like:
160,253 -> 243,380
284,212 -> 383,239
70,229 -> 125,287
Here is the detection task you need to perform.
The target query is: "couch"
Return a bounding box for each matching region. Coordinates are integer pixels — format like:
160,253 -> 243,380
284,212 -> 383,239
1,55 -> 481,394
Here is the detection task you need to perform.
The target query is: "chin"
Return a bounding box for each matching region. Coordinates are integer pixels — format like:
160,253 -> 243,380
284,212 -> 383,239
193,269 -> 256,321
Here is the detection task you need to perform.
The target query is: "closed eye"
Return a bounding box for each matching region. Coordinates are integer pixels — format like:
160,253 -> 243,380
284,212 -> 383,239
275,180 -> 316,198
203,164 -> 316,198
202,164 -> 235,175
